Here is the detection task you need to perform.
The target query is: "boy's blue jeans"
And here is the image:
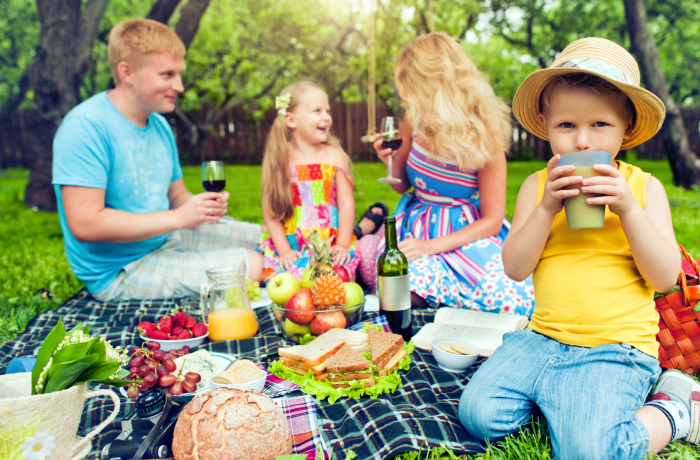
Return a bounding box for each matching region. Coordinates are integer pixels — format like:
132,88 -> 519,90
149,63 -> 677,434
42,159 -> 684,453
459,329 -> 661,460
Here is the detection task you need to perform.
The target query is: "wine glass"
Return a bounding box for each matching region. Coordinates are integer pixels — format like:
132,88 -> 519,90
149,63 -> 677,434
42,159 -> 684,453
378,117 -> 402,184
202,160 -> 226,224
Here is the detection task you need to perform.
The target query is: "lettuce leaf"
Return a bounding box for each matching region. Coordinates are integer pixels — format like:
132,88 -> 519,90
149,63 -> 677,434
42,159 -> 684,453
362,322 -> 382,333
299,333 -> 317,345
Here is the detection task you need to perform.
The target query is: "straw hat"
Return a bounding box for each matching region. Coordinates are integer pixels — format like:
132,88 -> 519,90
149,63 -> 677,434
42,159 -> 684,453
512,37 -> 665,151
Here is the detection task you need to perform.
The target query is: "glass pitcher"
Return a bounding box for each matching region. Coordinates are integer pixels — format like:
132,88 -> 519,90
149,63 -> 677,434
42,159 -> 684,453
200,261 -> 259,341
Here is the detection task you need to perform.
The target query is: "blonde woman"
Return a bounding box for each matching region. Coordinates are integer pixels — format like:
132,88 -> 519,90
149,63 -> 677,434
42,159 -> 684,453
373,33 -> 534,315
257,81 -> 363,283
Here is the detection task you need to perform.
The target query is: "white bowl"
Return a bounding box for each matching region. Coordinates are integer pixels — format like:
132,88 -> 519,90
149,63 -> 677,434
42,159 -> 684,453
210,369 -> 267,393
139,332 -> 209,352
430,337 -> 480,373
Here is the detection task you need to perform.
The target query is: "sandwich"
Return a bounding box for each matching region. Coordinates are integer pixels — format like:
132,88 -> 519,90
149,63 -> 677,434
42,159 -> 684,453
278,328 -> 369,381
324,344 -> 375,388
368,329 -> 406,377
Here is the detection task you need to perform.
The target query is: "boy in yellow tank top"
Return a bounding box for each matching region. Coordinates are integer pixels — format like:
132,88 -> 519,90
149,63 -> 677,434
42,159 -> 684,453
459,38 -> 699,459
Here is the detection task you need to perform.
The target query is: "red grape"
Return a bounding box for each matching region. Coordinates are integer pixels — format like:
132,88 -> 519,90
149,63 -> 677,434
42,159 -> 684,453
163,353 -> 175,361
159,375 -> 176,387
184,372 -> 201,384
127,384 -> 140,399
152,351 -> 164,362
182,345 -> 191,353
129,367 -> 140,375
130,355 -> 145,368
181,380 -> 197,393
169,381 -> 183,396
163,358 -> 177,372
146,360 -> 158,373
143,373 -> 157,387
138,365 -> 148,376
157,365 -> 169,378
147,341 -> 161,351
129,347 -> 140,356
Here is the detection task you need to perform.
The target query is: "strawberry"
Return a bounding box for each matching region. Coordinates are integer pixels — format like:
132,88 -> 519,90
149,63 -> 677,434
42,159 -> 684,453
159,316 -> 173,329
147,330 -> 169,340
136,321 -> 157,335
171,326 -> 184,337
192,323 -> 208,338
184,316 -> 196,329
177,330 -> 192,340
170,334 -> 180,340
172,311 -> 186,328
158,324 -> 172,335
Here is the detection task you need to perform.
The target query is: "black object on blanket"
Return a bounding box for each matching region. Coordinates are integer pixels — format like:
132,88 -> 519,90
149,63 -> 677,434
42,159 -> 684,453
0,290 -> 486,459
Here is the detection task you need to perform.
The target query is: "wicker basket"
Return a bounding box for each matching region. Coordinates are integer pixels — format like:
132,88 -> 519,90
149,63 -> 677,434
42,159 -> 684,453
655,245 -> 700,374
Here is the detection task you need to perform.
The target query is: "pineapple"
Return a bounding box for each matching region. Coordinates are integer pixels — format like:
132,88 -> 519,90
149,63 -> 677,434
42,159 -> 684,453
307,230 -> 346,310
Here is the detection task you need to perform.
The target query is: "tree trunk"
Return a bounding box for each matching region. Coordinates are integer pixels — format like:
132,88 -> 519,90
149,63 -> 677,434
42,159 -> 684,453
175,0 -> 212,49
623,0 -> 700,189
22,0 -> 108,211
147,0 -> 182,24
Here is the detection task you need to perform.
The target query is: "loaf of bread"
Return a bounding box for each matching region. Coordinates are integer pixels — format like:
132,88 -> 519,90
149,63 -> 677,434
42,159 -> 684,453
212,360 -> 263,384
172,388 -> 292,460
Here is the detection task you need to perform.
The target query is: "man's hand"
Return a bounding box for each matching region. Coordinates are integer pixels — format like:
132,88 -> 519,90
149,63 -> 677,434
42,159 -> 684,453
398,237 -> 433,261
174,192 -> 229,228
540,154 -> 582,215
278,250 -> 301,271
331,244 -> 351,265
581,164 -> 638,217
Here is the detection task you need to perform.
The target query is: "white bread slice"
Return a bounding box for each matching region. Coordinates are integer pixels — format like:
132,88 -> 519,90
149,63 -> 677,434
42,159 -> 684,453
312,328 -> 369,347
377,349 -> 407,377
278,339 -> 345,366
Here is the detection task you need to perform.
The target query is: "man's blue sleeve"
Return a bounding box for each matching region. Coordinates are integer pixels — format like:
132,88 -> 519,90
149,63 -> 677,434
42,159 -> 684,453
52,116 -> 110,189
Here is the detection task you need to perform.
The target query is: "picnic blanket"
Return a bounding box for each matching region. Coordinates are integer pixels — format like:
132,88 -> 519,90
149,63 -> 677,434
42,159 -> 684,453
0,290 -> 486,459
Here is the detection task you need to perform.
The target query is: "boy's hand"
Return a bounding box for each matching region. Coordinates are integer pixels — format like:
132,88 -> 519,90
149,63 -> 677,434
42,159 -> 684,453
331,244 -> 350,265
539,154 -> 582,215
582,164 -> 638,216
278,250 -> 301,271
175,192 -> 229,228
373,133 -> 393,167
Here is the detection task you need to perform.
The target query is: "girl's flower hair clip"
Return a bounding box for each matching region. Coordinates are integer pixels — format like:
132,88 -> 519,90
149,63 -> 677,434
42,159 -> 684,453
275,93 -> 292,117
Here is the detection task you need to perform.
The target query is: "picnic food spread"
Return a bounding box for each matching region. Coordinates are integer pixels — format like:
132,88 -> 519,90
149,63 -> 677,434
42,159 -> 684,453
269,325 -> 415,403
172,388 -> 292,460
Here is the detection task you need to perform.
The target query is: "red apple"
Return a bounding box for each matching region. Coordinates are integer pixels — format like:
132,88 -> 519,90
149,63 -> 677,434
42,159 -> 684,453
332,265 -> 350,283
309,310 -> 347,335
284,288 -> 316,325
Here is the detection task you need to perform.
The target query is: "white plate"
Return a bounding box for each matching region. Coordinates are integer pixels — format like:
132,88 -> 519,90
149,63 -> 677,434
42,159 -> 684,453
119,352 -> 235,401
139,332 -> 209,352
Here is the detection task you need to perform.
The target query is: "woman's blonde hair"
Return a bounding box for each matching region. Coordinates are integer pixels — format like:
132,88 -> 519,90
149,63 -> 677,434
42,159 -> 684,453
261,81 -> 352,223
108,19 -> 186,84
394,32 -> 512,170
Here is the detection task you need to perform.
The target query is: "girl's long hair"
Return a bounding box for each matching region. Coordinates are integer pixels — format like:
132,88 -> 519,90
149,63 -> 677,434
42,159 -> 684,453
394,32 -> 512,170
261,81 -> 350,223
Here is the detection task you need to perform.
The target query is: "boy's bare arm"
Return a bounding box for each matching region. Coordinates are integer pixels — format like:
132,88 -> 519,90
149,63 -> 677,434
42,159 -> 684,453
584,168 -> 680,292
62,182 -> 226,243
502,155 -> 582,281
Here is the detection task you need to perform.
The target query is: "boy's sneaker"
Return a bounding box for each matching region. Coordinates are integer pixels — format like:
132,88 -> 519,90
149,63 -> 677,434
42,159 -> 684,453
650,369 -> 700,443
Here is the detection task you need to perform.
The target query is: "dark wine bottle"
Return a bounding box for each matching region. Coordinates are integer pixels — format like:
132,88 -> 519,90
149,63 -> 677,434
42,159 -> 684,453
377,216 -> 412,341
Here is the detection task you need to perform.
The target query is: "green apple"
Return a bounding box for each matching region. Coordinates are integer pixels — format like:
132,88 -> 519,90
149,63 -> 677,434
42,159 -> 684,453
343,282 -> 365,313
284,318 -> 311,337
268,273 -> 301,305
301,266 -> 315,289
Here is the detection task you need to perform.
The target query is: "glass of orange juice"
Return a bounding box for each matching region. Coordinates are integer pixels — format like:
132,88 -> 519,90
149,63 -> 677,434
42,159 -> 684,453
200,261 -> 259,341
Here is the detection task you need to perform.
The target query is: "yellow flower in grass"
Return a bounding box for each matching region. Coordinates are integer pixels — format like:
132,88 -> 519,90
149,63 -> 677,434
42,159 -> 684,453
19,431 -> 55,460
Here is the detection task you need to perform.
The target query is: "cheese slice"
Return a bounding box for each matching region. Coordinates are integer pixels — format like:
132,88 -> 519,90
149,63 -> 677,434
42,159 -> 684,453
173,350 -> 222,391
378,349 -> 407,376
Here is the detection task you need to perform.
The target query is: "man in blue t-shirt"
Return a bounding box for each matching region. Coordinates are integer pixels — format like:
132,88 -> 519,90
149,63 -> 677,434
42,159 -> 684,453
52,19 -> 262,300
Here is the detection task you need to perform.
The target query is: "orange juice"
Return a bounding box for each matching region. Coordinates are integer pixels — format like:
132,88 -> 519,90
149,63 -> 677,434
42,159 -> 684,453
208,308 -> 259,341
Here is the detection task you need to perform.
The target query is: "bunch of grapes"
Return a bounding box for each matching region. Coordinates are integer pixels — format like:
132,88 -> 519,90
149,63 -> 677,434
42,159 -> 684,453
245,278 -> 262,302
124,341 -> 201,399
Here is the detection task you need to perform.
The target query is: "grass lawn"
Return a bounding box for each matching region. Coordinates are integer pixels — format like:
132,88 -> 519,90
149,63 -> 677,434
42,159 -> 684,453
1,160 -> 700,458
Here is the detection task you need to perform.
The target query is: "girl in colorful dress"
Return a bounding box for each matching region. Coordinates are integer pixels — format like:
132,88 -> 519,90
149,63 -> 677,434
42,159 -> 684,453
373,33 -> 534,316
257,81 -> 361,283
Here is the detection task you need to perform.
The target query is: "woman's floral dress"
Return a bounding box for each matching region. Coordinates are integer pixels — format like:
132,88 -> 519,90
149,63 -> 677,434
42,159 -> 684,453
258,163 -> 361,283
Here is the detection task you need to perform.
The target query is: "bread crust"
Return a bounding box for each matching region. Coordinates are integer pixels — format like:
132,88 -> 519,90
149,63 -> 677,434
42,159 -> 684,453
368,329 -> 404,370
325,344 -> 371,374
172,388 -> 292,460
278,340 -> 345,366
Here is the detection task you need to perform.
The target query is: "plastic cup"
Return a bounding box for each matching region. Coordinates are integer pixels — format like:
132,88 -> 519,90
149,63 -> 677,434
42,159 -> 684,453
556,151 -> 612,229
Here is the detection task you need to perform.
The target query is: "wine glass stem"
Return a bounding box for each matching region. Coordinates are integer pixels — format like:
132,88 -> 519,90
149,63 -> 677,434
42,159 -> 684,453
387,155 -> 393,178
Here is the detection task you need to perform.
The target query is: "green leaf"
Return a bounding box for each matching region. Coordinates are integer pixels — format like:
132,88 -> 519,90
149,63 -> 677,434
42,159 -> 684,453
53,342 -> 88,363
83,324 -> 90,336
74,360 -> 120,385
345,450 -> 357,460
87,337 -> 106,361
44,361 -> 92,394
66,321 -> 84,337
32,318 -> 66,395
299,333 -> 317,345
47,353 -> 98,381
362,322 -> 382,333
275,455 -> 308,460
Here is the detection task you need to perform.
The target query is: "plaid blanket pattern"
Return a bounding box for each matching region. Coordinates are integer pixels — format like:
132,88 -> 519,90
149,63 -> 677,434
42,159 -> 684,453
275,395 -> 328,458
259,364 -> 302,398
0,291 -> 486,459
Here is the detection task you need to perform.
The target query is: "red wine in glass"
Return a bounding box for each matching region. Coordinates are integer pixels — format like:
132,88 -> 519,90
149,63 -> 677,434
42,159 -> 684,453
381,139 -> 403,150
202,179 -> 226,192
